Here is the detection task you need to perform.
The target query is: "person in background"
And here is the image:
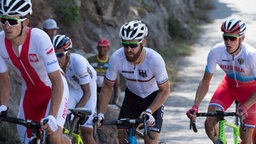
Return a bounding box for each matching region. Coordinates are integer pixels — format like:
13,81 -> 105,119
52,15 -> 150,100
53,34 -> 97,144
87,39 -> 120,107
43,18 -> 59,39
0,0 -> 70,143
95,20 -> 170,144
186,18 -> 256,144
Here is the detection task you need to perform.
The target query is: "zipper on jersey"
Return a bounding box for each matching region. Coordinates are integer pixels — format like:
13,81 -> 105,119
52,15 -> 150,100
232,57 -> 239,87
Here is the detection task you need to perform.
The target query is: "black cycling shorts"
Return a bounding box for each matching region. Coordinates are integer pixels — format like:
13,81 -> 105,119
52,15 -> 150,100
118,88 -> 164,133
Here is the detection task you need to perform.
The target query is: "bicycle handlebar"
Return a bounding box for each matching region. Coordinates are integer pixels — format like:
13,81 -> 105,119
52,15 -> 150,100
189,111 -> 245,133
0,115 -> 47,144
93,114 -> 154,140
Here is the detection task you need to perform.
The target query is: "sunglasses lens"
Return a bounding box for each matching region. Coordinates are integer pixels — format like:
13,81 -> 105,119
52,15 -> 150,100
0,18 -> 19,26
122,44 -> 139,49
223,36 -> 238,41
56,52 -> 65,58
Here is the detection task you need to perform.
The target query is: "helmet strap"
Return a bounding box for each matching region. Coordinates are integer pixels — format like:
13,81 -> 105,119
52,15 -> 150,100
12,22 -> 24,40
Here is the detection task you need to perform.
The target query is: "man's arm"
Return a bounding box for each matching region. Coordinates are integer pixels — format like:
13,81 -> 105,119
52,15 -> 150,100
0,71 -> 10,105
76,83 -> 91,108
147,80 -> 170,113
112,75 -> 120,104
193,72 -> 213,107
48,70 -> 64,118
98,78 -> 115,113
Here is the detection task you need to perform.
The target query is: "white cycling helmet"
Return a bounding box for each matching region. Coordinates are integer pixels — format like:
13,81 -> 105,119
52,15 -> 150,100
0,0 -> 32,16
221,18 -> 246,37
52,34 -> 72,51
119,20 -> 148,41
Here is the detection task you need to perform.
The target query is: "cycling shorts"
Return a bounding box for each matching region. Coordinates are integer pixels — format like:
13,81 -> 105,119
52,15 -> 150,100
209,75 -> 256,127
118,88 -> 164,133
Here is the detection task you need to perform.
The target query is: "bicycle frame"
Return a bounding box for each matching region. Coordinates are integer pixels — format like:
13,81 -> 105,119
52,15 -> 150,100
218,119 -> 240,144
63,128 -> 83,144
190,111 -> 244,144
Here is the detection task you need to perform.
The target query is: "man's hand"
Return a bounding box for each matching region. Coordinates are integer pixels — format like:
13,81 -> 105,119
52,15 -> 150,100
236,104 -> 248,119
140,108 -> 155,126
40,115 -> 58,135
93,113 -> 104,127
186,105 -> 198,120
0,105 -> 8,116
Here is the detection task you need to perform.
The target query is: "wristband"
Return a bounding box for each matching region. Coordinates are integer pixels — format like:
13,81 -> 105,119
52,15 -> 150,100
145,108 -> 152,114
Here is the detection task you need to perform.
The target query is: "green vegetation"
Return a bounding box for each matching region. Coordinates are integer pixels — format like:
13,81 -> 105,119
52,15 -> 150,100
47,0 -> 81,26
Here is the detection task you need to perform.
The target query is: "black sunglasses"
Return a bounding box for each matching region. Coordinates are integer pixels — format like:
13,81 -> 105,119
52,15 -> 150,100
121,41 -> 141,49
56,51 -> 68,58
0,17 -> 26,26
223,36 -> 239,41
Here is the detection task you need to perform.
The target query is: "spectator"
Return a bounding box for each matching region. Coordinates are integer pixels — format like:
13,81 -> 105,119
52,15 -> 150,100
43,18 -> 59,39
88,39 -> 120,107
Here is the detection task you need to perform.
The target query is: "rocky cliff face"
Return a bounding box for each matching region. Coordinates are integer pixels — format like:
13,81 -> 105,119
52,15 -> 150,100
7,0 -> 212,117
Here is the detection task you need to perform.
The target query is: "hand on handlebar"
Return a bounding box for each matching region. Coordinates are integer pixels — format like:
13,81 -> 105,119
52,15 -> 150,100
186,105 -> 198,120
140,109 -> 155,126
236,104 -> 248,119
40,115 -> 58,135
0,105 -> 8,116
93,113 -> 104,127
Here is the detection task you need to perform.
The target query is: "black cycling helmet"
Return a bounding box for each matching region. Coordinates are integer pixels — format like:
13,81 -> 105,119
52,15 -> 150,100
0,0 -> 32,16
52,34 -> 72,51
221,18 -> 246,37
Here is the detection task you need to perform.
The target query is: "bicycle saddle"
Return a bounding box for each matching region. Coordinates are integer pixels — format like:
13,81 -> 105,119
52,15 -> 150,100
69,107 -> 92,118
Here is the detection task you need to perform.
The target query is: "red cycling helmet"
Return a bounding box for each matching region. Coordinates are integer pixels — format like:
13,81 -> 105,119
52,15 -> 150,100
221,18 -> 246,37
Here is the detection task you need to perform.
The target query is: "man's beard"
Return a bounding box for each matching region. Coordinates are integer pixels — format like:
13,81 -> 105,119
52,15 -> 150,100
125,47 -> 143,62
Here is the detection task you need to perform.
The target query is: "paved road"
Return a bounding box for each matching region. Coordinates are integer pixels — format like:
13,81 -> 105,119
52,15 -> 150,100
158,0 -> 256,144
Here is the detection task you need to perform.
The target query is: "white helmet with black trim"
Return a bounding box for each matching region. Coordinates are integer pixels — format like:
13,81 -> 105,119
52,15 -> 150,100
52,34 -> 72,51
0,0 -> 32,16
119,20 -> 148,41
221,18 -> 246,37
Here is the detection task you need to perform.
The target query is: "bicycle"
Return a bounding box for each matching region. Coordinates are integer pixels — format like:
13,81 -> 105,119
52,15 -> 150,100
0,114 -> 47,144
189,110 -> 245,144
63,107 -> 92,144
93,114 -> 154,144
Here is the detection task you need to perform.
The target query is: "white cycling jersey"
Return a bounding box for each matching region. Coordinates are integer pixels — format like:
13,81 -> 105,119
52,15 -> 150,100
206,42 -> 256,83
0,28 -> 69,142
65,53 -> 97,128
106,47 -> 168,98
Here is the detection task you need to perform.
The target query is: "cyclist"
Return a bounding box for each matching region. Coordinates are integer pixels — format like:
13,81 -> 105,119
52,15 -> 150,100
0,0 -> 70,144
53,34 -> 97,144
95,20 -> 170,144
186,18 -> 256,144
87,38 -> 120,107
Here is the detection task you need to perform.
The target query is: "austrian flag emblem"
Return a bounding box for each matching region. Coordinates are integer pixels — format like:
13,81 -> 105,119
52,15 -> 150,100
29,54 -> 39,62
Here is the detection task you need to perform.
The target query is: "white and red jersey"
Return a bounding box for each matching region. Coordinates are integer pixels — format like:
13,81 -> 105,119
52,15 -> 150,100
106,47 -> 168,98
0,28 -> 68,141
206,42 -> 256,85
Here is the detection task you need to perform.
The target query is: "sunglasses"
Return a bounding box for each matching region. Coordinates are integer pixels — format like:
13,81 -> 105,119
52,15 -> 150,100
0,16 -> 26,26
222,34 -> 239,41
121,41 -> 141,49
56,51 -> 68,58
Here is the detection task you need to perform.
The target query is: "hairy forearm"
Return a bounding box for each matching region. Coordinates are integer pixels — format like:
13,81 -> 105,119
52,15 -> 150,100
148,81 -> 170,113
0,72 -> 10,105
98,79 -> 114,113
194,81 -> 210,106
